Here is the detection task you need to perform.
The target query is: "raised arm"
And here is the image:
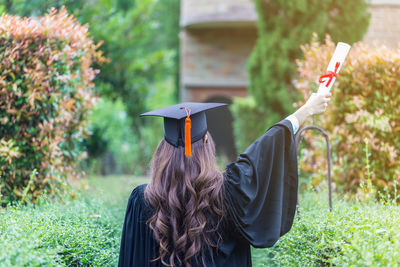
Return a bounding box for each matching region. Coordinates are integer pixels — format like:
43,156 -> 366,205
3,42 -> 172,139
223,91 -> 332,248
292,92 -> 332,126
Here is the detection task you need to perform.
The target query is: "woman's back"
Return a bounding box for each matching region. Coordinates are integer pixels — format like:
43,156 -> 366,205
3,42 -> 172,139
118,119 -> 298,267
118,184 -> 252,267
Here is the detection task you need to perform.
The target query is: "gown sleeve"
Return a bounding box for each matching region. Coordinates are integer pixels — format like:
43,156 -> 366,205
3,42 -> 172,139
224,119 -> 298,248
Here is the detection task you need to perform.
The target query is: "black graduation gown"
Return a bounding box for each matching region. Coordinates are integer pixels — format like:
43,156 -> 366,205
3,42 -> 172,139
118,119 -> 298,267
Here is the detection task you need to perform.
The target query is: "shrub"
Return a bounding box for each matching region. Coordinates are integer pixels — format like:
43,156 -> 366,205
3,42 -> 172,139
0,191 -> 124,266
0,175 -> 147,266
253,188 -> 400,266
0,7 -> 104,204
295,35 -> 400,198
232,0 -> 370,151
4,0 -> 180,175
4,174 -> 400,265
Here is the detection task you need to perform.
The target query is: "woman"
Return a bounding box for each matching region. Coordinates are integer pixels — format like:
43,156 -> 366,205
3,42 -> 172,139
118,92 -> 331,267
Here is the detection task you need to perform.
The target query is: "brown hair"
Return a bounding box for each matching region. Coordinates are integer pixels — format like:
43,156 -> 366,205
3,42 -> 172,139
144,132 -> 225,266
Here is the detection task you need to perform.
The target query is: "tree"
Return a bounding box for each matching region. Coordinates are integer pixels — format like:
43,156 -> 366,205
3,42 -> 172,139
232,0 -> 370,151
2,0 -> 173,127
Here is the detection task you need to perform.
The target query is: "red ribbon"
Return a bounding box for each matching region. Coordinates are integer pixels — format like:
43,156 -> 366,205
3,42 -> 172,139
319,62 -> 340,87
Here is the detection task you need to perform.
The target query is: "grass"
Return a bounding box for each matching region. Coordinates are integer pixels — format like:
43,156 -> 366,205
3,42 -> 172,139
1,175 -> 400,266
85,175 -> 150,204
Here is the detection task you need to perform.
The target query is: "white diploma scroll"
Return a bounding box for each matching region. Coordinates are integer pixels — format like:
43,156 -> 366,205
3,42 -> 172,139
317,42 -> 351,93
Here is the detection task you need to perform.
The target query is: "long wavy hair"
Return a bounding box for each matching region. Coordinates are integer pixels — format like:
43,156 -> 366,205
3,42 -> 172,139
144,132 -> 225,267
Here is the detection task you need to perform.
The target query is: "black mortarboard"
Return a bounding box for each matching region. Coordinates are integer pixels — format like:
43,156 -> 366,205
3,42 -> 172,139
140,102 -> 227,156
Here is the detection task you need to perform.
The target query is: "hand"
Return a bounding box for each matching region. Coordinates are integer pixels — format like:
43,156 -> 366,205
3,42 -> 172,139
292,92 -> 332,126
303,92 -> 332,116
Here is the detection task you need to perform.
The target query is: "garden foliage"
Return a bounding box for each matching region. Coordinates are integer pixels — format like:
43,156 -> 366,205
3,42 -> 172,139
232,0 -> 370,152
84,77 -> 176,175
295,35 -> 400,198
3,175 -> 400,266
0,191 -> 123,266
4,0 -> 180,175
253,188 -> 400,266
0,8 -> 104,204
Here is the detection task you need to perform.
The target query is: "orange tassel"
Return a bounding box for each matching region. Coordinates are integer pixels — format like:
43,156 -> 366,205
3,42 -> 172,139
184,108 -> 191,157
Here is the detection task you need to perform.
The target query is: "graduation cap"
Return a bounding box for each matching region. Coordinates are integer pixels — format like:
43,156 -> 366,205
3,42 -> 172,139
140,102 -> 227,157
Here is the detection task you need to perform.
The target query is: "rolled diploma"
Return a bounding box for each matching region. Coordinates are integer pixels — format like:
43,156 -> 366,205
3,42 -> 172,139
317,42 -> 351,93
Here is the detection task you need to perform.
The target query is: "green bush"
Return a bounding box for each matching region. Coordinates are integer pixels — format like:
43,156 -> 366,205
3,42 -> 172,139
2,175 -> 400,266
0,175 -> 149,266
233,0 -> 370,150
0,8 -> 104,204
4,1 -> 181,174
253,188 -> 400,266
295,36 -> 400,198
0,192 -> 124,266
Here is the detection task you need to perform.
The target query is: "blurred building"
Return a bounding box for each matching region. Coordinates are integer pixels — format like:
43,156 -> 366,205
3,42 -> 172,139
364,0 -> 400,47
179,0 -> 400,160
